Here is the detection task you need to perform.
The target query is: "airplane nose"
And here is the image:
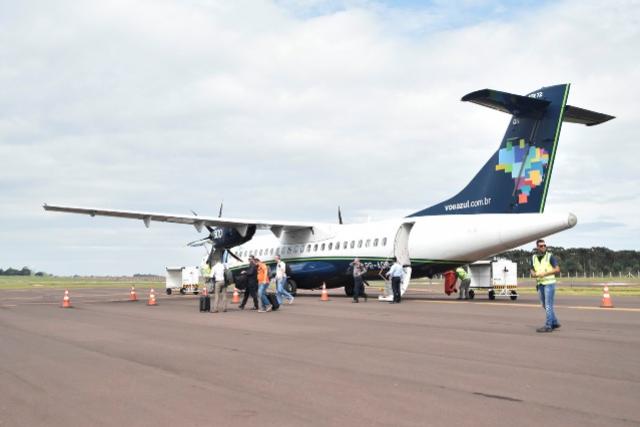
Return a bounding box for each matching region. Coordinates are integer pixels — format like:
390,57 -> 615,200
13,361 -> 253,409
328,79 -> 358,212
568,213 -> 578,228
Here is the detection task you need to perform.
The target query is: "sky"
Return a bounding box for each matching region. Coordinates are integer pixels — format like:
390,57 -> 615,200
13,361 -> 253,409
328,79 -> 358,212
1,0 -> 639,275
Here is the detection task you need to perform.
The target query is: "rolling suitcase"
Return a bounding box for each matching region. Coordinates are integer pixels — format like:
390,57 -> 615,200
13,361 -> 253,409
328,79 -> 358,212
266,293 -> 280,311
199,294 -> 210,312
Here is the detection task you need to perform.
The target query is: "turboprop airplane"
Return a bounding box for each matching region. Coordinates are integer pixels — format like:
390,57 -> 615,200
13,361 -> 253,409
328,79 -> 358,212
44,83 -> 613,297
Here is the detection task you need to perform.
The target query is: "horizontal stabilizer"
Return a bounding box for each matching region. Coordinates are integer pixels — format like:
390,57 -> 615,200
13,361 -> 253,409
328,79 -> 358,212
563,105 -> 615,126
461,89 -> 550,119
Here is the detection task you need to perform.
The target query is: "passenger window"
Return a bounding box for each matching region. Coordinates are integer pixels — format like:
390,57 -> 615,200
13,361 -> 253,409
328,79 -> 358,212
365,239 -> 370,248
344,241 -> 348,249
328,242 -> 333,250
287,246 -> 292,254
382,237 -> 387,246
373,238 -> 379,247
313,244 -> 318,251
306,244 -> 311,252
357,240 -> 363,248
270,248 -> 274,255
350,241 -> 355,249
335,242 -> 340,250
321,243 -> 325,251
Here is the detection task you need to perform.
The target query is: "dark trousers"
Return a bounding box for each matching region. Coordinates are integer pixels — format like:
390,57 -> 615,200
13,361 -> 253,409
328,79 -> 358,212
240,283 -> 258,309
391,276 -> 401,303
353,276 -> 365,301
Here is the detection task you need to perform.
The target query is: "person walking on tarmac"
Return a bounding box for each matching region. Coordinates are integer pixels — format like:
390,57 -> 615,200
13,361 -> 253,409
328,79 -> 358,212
256,258 -> 272,312
456,265 -> 471,300
386,257 -> 404,304
275,255 -> 294,305
350,258 -> 367,303
211,260 -> 227,313
531,239 -> 561,333
239,256 -> 259,310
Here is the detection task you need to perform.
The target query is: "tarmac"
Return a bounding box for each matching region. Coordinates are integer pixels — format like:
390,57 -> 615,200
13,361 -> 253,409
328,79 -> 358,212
1,286 -> 639,427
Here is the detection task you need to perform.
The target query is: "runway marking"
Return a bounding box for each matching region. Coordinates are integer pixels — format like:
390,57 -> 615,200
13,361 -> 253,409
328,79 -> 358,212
413,300 -> 640,312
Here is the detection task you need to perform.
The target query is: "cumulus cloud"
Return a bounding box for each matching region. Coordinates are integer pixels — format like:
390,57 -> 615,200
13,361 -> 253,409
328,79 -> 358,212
1,0 -> 638,274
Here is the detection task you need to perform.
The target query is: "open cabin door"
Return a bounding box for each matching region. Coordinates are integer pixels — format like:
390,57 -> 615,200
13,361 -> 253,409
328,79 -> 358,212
379,222 -> 414,301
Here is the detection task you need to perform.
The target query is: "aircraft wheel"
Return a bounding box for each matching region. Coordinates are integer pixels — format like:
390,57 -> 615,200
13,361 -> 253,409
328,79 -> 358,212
468,290 -> 475,300
166,288 -> 172,295
285,279 -> 297,296
179,287 -> 186,295
510,290 -> 518,301
488,290 -> 496,300
344,283 -> 354,297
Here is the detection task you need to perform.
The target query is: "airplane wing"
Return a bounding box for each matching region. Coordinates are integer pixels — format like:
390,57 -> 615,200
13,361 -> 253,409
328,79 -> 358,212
43,204 -> 320,237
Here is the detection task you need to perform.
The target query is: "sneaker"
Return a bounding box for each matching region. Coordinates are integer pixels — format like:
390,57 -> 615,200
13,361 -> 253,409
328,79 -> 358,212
288,297 -> 294,305
266,305 -> 273,312
352,299 -> 359,303
258,309 -> 266,313
552,324 -> 561,329
536,326 -> 553,333
238,305 -> 245,310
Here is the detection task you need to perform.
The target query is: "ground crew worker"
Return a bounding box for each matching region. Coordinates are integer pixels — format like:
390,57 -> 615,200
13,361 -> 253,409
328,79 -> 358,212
456,265 -> 471,300
386,258 -> 404,304
530,239 -> 561,332
201,258 -> 213,293
211,260 -> 227,313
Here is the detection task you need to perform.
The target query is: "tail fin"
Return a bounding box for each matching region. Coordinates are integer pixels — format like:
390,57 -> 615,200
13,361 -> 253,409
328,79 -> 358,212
409,84 -> 614,217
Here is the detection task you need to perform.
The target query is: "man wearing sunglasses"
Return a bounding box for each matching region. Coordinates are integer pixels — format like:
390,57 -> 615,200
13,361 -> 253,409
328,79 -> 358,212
530,239 -> 561,332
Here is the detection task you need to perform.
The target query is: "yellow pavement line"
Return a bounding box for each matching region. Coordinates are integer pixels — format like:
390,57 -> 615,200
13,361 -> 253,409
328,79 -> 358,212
413,300 -> 640,312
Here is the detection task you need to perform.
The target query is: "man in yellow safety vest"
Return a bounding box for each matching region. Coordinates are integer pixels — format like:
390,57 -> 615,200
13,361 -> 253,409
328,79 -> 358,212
455,266 -> 471,300
530,239 -> 561,333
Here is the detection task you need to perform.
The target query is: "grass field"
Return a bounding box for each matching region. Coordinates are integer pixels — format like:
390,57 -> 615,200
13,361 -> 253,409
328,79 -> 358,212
1,275 -> 640,296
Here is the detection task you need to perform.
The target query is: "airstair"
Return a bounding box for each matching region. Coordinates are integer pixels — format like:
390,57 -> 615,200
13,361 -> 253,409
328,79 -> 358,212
378,222 -> 414,302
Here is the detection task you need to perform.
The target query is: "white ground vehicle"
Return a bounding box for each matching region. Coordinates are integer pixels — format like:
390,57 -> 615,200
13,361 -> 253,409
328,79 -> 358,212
165,266 -> 201,295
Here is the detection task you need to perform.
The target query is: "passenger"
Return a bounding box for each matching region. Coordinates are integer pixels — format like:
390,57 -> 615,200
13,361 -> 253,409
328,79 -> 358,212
239,256 -> 259,310
455,265 -> 471,300
256,258 -> 272,312
275,255 -> 294,305
350,258 -> 367,303
211,260 -> 227,313
531,239 -> 561,333
386,257 -> 404,304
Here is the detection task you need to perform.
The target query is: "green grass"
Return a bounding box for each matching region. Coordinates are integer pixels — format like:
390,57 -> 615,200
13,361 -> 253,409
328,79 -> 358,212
0,276 -> 163,290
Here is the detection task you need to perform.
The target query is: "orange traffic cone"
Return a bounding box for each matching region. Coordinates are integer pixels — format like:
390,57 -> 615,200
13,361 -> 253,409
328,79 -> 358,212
600,285 -> 614,308
61,289 -> 72,308
232,288 -> 240,304
147,288 -> 158,306
320,282 -> 329,301
129,285 -> 138,301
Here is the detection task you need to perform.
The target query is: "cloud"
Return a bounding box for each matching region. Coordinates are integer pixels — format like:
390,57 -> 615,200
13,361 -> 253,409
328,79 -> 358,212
1,0 -> 638,274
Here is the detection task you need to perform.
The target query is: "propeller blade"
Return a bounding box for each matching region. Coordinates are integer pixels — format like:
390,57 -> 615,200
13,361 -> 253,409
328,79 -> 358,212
225,247 -> 243,262
218,201 -> 224,218
338,206 -> 343,224
187,237 -> 211,247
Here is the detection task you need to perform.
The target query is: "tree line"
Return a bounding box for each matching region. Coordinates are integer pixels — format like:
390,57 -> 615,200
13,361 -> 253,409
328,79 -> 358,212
0,267 -> 47,276
498,247 -> 640,277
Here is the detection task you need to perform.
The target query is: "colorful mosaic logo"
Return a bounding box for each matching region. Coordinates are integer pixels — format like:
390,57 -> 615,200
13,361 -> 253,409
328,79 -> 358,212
495,138 -> 549,204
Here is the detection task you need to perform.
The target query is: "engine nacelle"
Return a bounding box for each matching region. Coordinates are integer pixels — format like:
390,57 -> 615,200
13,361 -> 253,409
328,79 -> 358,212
210,225 -> 256,249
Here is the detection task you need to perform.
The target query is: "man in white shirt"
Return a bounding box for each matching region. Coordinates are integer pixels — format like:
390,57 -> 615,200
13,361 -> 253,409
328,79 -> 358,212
212,260 -> 228,313
385,258 -> 404,304
275,255 -> 294,305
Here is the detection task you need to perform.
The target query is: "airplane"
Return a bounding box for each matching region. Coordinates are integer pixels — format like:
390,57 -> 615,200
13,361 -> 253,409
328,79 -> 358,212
44,83 -> 613,298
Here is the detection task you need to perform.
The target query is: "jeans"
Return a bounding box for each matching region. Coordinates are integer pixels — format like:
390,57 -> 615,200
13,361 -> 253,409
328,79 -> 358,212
353,276 -> 364,301
538,283 -> 559,328
276,277 -> 293,304
258,283 -> 270,309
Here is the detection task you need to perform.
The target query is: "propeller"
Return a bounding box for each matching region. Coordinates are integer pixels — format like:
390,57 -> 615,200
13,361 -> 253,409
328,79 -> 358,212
338,206 -> 343,224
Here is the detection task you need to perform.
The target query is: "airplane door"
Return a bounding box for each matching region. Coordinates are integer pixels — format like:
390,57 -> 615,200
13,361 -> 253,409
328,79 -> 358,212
393,222 -> 415,265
